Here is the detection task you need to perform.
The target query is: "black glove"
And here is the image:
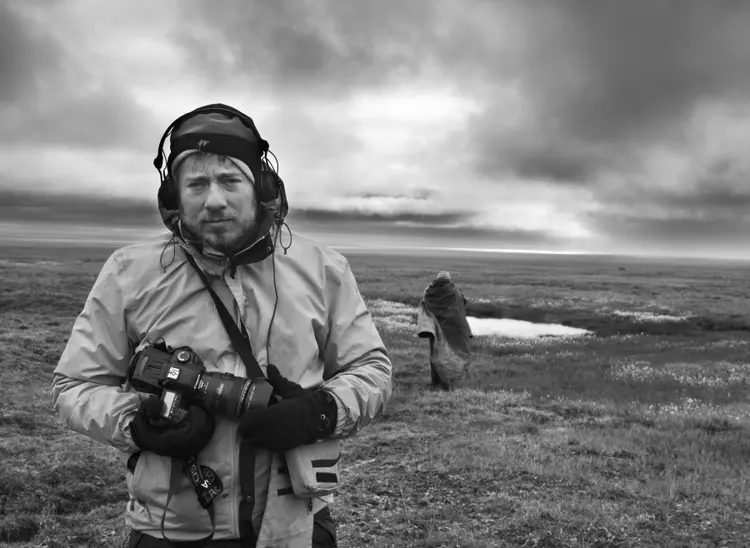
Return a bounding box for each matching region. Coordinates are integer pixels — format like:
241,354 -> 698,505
238,364 -> 338,452
130,397 -> 215,458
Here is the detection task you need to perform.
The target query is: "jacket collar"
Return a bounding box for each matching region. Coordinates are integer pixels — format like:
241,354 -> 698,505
177,220 -> 277,277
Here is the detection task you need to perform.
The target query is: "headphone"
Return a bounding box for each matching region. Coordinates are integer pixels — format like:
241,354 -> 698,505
153,103 -> 288,224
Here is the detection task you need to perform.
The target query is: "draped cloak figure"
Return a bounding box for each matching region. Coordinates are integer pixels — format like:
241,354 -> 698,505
416,271 -> 473,389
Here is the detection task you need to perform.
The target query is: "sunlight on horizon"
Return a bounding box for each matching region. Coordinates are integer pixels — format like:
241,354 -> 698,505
2,220 -> 750,262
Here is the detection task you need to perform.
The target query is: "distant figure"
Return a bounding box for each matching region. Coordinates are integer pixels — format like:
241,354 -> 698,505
417,271 -> 473,390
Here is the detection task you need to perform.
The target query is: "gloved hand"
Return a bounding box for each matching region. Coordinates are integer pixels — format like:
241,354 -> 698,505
239,364 -> 338,453
129,397 -> 215,458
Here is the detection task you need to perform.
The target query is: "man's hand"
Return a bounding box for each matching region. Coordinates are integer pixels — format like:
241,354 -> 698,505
130,397 -> 215,458
238,364 -> 338,453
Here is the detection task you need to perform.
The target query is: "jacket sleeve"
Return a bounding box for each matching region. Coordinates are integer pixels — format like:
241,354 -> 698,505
319,258 -> 393,438
50,250 -> 142,453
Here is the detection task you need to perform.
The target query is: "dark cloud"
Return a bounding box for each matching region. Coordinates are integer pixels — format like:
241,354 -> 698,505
586,161 -> 750,256
0,190 -> 161,227
288,207 -> 470,225
597,154 -> 750,219
0,2 -> 61,103
670,184 -> 750,216
176,1 -> 750,138
472,128 -> 620,184
392,224 -> 560,246
173,0 -> 440,94
587,212 -> 750,258
289,206 -> 560,246
0,2 -> 163,152
470,0 -> 750,183
0,191 -> 560,249
2,89 -> 165,151
176,0 -> 750,193
511,1 -> 750,143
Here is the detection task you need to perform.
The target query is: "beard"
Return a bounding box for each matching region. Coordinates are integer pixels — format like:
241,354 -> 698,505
181,215 -> 262,257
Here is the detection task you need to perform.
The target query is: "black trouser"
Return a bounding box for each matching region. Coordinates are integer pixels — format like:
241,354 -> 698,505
127,506 -> 337,548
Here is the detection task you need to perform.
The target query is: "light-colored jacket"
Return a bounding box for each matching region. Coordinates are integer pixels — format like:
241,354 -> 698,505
51,231 -> 393,546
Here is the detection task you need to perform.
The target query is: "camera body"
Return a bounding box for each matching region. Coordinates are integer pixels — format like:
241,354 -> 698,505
128,342 -> 273,422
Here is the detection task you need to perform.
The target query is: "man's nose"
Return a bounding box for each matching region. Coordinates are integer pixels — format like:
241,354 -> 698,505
204,182 -> 228,209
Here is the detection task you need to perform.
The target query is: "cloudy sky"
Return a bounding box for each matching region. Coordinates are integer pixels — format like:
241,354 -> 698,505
2,0 -> 750,258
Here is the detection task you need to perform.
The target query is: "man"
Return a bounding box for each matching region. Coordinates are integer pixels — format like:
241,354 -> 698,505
416,271 -> 473,390
51,104 -> 393,547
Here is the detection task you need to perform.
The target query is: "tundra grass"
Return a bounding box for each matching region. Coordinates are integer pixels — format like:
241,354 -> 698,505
1,243 -> 749,547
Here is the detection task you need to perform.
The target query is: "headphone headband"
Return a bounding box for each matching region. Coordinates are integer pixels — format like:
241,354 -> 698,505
153,104 -> 269,173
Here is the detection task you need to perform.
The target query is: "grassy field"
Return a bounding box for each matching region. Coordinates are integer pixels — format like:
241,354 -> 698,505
1,241 -> 749,547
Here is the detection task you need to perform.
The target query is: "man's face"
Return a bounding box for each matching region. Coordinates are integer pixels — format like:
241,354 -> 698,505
176,153 -> 260,255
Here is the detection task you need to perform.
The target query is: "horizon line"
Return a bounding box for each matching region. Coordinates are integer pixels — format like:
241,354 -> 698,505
1,224 -> 749,262
332,244 -> 750,262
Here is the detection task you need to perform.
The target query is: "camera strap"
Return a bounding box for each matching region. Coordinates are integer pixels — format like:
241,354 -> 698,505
184,251 -> 263,544
160,456 -> 221,546
184,253 -> 265,379
186,456 -> 224,509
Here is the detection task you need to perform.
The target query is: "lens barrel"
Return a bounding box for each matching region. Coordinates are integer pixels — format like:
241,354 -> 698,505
195,372 -> 274,419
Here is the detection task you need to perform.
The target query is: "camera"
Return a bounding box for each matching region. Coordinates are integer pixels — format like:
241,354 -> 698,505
128,342 -> 273,422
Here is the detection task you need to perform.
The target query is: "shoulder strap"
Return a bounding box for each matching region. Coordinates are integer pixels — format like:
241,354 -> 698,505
184,253 -> 265,380
183,252 -> 261,545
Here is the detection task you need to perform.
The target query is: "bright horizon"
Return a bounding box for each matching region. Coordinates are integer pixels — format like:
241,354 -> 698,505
2,219 -> 749,264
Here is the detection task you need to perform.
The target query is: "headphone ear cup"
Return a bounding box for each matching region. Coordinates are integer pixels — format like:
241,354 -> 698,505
259,167 -> 288,223
158,175 -> 179,212
258,166 -> 271,201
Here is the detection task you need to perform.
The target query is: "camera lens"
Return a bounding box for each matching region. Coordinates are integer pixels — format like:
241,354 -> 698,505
196,372 -> 254,419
